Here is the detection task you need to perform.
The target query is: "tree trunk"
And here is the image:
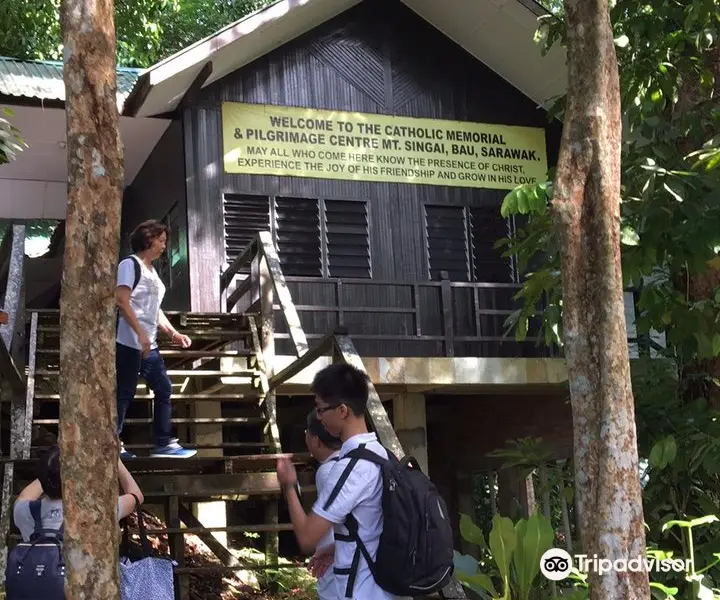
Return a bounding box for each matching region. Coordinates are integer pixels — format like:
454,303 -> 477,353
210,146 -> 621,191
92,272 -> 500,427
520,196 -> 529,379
59,0 -> 124,597
552,1 -> 649,599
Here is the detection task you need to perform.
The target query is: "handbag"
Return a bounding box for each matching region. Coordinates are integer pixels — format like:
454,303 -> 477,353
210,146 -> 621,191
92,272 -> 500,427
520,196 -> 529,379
119,499 -> 175,600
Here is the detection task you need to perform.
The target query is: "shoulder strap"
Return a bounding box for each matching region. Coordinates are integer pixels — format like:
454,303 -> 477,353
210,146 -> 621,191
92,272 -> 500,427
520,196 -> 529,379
29,499 -> 43,535
29,499 -> 64,539
345,447 -> 389,466
322,444 -> 366,511
129,255 -> 142,291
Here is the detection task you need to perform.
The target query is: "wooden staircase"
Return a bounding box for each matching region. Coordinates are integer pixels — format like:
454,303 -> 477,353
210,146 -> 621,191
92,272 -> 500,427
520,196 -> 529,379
0,227 -> 466,599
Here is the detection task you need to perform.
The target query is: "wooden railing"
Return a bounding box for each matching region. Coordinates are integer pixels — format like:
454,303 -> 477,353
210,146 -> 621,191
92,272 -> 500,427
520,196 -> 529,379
0,223 -> 26,395
0,222 -> 29,580
275,272 -> 554,358
220,232 -> 465,598
219,232 -> 405,463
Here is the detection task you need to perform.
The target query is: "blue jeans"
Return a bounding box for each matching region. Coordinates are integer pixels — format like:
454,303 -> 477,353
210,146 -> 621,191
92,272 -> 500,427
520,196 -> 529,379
116,343 -> 173,447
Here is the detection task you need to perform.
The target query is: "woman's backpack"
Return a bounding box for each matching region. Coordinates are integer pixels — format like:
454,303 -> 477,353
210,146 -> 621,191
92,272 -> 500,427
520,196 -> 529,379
5,500 -> 65,600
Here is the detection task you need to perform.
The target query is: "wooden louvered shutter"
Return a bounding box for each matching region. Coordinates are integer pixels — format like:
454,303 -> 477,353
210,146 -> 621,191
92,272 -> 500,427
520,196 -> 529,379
223,194 -> 270,270
425,205 -> 470,281
469,207 -> 515,283
324,200 -> 370,278
273,197 -> 321,276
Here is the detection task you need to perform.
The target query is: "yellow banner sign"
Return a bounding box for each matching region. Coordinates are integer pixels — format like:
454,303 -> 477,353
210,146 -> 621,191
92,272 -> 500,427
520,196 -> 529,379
222,102 -> 547,190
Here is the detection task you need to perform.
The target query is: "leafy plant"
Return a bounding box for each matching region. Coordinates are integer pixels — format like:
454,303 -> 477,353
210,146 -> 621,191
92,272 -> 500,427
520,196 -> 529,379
0,107 -> 27,165
454,511 -> 555,600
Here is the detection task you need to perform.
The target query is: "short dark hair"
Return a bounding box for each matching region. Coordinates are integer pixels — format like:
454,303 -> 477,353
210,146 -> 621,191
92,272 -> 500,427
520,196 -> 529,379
129,219 -> 170,253
310,363 -> 369,417
38,446 -> 62,500
306,408 -> 342,449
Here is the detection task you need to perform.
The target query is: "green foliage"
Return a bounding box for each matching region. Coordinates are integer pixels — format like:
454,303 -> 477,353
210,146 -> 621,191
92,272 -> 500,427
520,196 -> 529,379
500,0 -> 720,368
454,512 -> 555,600
0,0 -> 275,68
564,516 -> 720,600
0,108 -> 27,165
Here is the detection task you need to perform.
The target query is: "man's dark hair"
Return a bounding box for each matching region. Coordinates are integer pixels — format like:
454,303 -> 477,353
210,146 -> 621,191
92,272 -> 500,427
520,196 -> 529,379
310,363 -> 369,416
129,219 -> 170,253
38,446 -> 62,500
306,408 -> 342,450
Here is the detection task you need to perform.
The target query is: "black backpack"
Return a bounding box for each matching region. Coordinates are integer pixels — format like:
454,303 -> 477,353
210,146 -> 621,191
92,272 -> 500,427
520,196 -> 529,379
323,443 -> 455,598
6,500 -> 65,600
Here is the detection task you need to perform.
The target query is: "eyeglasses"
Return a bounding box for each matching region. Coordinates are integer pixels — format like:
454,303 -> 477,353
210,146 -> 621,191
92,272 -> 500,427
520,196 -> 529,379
316,403 -> 342,415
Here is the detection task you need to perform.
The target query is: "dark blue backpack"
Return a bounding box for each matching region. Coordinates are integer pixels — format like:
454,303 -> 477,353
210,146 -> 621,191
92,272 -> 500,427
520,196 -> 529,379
324,444 -> 455,598
6,499 -> 65,600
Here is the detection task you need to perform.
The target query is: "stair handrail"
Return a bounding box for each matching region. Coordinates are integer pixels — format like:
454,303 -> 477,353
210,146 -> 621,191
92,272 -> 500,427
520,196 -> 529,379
0,223 -> 26,393
266,327 -> 404,459
221,235 -> 403,457
221,232 -> 466,599
220,231 -> 308,358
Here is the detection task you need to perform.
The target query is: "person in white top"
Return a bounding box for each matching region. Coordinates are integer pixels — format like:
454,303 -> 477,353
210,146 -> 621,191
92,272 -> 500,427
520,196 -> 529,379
276,364 -> 410,600
115,220 -> 196,459
304,408 -> 342,600
14,445 -> 145,541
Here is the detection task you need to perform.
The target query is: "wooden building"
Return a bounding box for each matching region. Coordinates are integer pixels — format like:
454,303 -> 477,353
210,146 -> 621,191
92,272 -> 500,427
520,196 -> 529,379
117,0 -> 574,532
0,0 -> 597,593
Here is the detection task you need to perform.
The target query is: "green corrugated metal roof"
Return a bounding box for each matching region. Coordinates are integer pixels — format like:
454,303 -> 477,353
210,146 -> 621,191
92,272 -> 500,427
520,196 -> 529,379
0,57 -> 142,108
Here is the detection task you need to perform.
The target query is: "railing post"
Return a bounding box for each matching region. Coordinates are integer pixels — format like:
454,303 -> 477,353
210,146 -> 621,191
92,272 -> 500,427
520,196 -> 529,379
0,224 -> 26,586
259,251 -> 280,563
1,224 -> 26,359
439,271 -> 454,357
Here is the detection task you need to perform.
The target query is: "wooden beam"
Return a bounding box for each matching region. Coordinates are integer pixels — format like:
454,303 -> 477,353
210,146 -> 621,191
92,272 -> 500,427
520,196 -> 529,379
21,312 -> 38,459
132,472 -> 316,498
268,330 -> 338,390
0,463 -> 15,584
258,231 -> 308,357
220,236 -> 258,291
1,224 -> 25,352
177,62 -> 213,111
178,503 -> 238,567
333,334 -> 404,459
0,337 -> 23,393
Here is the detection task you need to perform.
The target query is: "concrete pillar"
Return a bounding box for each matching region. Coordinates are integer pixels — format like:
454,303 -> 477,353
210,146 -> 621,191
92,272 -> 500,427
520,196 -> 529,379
392,392 -> 428,475
192,376 -> 227,547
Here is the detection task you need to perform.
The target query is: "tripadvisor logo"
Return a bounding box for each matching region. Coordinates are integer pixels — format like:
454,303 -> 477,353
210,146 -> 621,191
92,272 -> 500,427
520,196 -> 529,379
540,549 -> 573,581
539,548 -> 692,581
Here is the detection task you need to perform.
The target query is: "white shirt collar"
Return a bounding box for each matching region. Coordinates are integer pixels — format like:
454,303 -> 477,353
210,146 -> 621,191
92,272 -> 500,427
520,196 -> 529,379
339,432 -> 378,457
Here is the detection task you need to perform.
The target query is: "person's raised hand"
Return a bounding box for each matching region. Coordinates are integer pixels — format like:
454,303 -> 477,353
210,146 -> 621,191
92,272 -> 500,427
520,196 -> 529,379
276,457 -> 297,487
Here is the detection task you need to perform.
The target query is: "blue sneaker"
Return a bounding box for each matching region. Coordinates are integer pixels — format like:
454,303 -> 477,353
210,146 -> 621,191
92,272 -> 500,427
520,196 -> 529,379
120,443 -> 136,460
150,439 -> 197,458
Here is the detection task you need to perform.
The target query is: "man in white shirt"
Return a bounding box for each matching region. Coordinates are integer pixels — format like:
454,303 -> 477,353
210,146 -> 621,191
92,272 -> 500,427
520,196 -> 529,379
116,220 -> 196,459
276,364 -> 410,600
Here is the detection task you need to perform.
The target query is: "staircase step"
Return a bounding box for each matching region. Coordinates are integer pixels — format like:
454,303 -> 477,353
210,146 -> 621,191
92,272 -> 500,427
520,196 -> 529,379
37,328 -> 250,340
35,349 -> 254,358
9,467 -> 316,498
124,453 -> 312,474
132,471 -> 317,498
34,393 -> 261,402
35,369 -> 257,378
144,523 -> 294,535
123,442 -> 271,451
33,416 -> 266,425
